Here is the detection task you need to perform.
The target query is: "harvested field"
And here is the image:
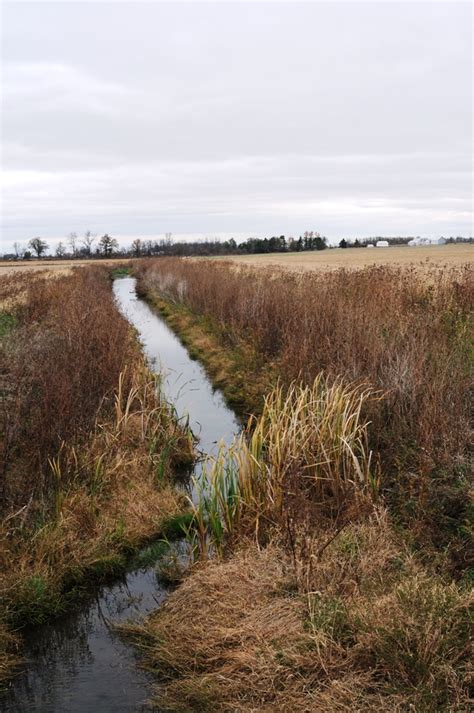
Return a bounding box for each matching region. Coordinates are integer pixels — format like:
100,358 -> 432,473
0,258 -> 129,276
212,244 -> 473,271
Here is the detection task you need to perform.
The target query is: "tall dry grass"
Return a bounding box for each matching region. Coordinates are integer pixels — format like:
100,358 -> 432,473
190,375 -> 377,558
0,267 -> 194,680
123,259 -> 473,711
137,259 -> 473,556
1,267 -> 139,510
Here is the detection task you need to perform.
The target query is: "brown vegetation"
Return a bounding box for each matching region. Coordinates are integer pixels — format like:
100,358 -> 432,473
2,259 -> 471,707
0,267 -> 193,680
128,256 -> 473,711
214,243 -> 474,271
136,258 -> 473,557
126,513 -> 473,712
0,257 -> 128,276
1,267 -> 139,508
188,375 -> 377,561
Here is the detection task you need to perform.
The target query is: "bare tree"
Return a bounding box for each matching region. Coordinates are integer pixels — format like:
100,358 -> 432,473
56,241 -> 66,258
81,230 -> 96,256
12,242 -> 24,259
68,232 -> 78,257
131,238 -> 142,257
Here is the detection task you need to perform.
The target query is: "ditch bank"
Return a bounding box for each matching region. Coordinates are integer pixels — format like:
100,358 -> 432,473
134,281 -> 274,420
0,276 -> 241,712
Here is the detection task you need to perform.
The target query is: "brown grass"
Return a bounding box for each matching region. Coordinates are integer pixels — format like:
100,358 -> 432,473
0,257 -> 128,276
1,267 -> 140,509
189,375 -> 378,561
0,371 -> 188,627
136,258 -> 473,558
0,266 -> 194,680
118,257 -> 473,711
0,624 -> 20,683
213,243 -> 474,272
125,511 -> 473,712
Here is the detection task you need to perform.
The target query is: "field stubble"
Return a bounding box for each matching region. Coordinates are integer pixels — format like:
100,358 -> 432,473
212,243 -> 474,271
0,257 -> 128,276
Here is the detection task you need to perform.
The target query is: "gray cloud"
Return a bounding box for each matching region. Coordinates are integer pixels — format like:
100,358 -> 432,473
1,1 -> 472,249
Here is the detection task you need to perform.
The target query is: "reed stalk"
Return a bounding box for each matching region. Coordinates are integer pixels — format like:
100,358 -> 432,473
189,374 -> 377,557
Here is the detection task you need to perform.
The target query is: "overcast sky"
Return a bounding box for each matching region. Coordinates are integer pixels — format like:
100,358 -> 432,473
1,1 -> 472,251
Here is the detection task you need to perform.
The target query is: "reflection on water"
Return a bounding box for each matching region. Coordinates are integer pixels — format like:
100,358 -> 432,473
1,277 -> 241,712
114,277 -> 241,457
3,569 -> 166,713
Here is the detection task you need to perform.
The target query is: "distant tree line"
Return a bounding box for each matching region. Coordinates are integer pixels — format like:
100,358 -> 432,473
3,231 -> 328,260
110,232 -> 329,257
2,231 -> 472,261
6,232 -> 119,260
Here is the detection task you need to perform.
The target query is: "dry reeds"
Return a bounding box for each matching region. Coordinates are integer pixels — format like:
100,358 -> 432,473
137,258 -> 473,552
0,267 -> 194,680
123,259 -> 473,710
0,366 -> 192,677
190,375 -> 377,558
0,267 -> 138,510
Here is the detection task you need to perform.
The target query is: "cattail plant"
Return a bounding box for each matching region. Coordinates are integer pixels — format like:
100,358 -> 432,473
189,374 -> 378,558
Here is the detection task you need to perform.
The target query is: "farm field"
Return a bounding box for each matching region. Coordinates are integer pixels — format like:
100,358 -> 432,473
213,243 -> 473,271
0,257 -> 128,276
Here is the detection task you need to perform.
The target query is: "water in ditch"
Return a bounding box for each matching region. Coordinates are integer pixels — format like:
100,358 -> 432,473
0,276 -> 241,712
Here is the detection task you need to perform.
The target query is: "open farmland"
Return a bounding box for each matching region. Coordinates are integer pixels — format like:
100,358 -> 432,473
213,243 -> 473,271
0,258 -> 129,276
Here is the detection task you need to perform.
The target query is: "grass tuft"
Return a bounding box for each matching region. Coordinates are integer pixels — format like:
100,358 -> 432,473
128,517 -> 473,712
188,374 -> 377,558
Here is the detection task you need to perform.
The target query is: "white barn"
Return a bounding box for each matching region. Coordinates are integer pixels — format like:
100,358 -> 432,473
376,240 -> 389,248
408,237 -> 446,246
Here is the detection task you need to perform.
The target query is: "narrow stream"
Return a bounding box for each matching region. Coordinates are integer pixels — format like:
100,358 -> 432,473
1,277 -> 241,712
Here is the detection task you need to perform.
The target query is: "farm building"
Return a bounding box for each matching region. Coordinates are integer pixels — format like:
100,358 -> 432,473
408,237 -> 446,246
376,240 -> 389,248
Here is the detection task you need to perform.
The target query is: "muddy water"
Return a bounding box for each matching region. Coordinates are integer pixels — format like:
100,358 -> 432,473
0,277 -> 241,712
